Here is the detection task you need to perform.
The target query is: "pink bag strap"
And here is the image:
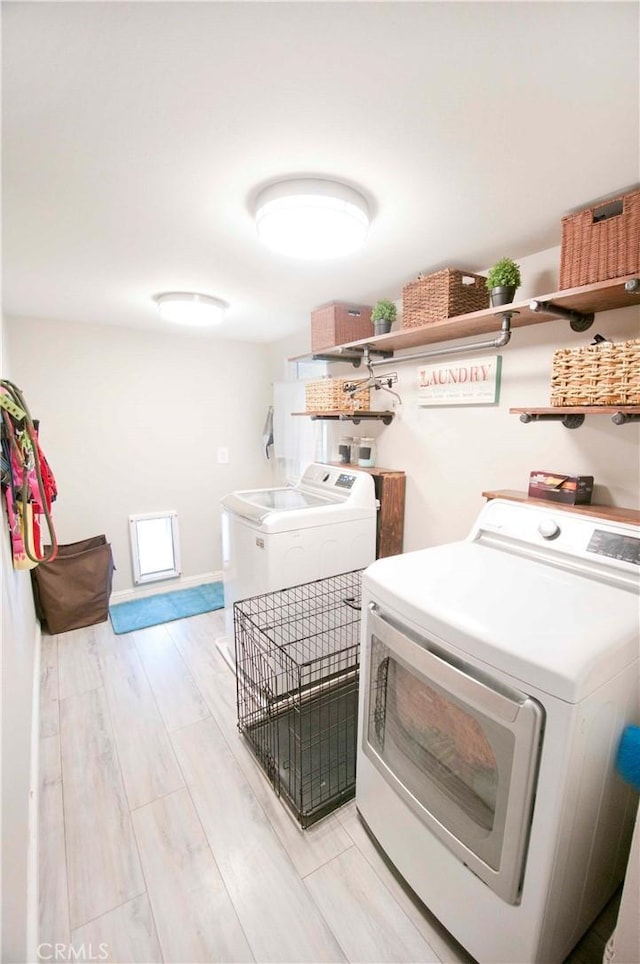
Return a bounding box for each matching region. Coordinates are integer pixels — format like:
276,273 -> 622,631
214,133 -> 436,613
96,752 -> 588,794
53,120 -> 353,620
0,380 -> 58,564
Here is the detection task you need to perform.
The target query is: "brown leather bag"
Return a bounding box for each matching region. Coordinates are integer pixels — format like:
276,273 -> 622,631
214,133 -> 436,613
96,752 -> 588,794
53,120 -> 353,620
32,535 -> 114,634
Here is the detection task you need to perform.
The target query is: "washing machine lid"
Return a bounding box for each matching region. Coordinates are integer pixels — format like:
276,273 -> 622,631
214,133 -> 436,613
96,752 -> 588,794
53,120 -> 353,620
221,487 -> 337,524
221,464 -> 377,529
364,536 -> 639,703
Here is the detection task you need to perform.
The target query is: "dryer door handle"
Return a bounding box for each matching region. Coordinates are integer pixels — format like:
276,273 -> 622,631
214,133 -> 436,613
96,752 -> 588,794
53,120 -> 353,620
368,605 -> 529,724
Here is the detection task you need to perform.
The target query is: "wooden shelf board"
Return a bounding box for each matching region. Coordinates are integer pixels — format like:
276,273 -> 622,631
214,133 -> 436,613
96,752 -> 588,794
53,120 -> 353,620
482,489 -> 640,526
290,275 -> 640,361
510,406 -> 640,416
292,410 -> 394,420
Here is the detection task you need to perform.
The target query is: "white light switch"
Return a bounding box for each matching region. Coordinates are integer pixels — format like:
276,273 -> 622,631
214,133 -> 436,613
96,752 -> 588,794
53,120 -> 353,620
217,447 -> 229,464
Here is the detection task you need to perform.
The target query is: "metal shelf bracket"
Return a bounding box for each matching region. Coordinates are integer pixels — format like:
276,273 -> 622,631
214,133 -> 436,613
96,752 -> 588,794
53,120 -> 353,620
350,412 -> 395,426
315,313 -> 517,370
529,299 -> 594,332
611,412 -> 640,425
307,411 -> 395,426
312,346 -> 394,368
519,412 -> 585,429
518,410 -> 640,429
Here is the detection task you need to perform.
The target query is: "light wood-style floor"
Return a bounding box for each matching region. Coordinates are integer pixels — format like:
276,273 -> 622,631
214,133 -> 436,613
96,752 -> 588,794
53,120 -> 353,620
38,610 -> 619,964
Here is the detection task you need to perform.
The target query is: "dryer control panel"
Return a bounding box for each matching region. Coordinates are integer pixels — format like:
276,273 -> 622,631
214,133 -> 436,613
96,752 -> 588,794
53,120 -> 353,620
335,473 -> 356,489
587,529 -> 640,565
472,499 -> 640,588
298,463 -> 376,507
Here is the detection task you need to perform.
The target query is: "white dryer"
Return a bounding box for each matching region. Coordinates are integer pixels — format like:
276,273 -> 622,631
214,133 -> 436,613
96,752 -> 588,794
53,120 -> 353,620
356,498 -> 640,964
219,463 -> 377,668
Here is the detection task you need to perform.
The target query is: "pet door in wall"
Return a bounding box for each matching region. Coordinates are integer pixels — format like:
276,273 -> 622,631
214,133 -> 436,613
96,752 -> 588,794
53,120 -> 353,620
129,511 -> 181,584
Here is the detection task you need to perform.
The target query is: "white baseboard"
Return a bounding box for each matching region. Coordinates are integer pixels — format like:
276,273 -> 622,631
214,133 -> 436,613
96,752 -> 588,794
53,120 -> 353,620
27,620 -> 42,964
110,570 -> 223,605
215,635 -> 236,674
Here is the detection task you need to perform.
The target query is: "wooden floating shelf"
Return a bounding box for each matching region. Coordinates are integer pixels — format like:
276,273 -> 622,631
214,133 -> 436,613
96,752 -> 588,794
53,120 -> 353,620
292,410 -> 395,425
290,275 -> 640,362
510,405 -> 640,428
483,489 -> 640,526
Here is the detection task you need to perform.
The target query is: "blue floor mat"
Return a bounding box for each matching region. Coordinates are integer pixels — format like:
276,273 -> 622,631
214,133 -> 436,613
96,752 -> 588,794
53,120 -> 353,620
109,582 -> 224,634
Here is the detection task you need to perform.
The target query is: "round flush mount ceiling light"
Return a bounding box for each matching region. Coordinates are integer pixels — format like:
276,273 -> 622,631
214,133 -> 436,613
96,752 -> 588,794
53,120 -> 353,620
153,292 -> 227,326
254,178 -> 370,259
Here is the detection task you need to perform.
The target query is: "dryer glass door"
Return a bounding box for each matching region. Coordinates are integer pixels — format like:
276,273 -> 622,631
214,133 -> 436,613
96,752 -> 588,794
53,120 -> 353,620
362,606 -> 544,904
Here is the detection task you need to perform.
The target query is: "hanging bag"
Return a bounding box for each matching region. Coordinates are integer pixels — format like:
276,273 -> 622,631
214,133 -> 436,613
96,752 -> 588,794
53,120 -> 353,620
31,535 -> 115,634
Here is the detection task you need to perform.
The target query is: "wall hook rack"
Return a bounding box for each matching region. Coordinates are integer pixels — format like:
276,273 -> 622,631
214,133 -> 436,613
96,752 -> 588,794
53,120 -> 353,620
528,299 -> 594,332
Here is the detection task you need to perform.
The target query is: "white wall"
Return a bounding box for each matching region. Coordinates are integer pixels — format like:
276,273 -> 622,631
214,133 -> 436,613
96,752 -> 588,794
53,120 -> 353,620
6,319 -> 274,592
289,246 -> 639,550
1,321 -> 40,963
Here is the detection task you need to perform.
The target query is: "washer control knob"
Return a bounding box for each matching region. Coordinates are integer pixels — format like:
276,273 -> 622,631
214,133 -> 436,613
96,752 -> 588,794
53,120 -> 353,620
538,518 -> 560,540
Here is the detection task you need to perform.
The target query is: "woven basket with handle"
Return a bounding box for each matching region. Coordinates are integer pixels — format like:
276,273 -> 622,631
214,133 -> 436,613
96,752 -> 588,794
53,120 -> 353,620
402,269 -> 489,328
559,189 -> 640,289
305,378 -> 371,412
550,338 -> 640,406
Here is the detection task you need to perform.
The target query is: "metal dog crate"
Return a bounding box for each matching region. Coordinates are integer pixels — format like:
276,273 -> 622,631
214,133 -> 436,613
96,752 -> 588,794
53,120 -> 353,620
234,570 -> 363,828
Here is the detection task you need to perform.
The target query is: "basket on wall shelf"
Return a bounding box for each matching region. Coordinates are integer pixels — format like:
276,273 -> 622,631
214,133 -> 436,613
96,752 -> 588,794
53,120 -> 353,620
310,302 -> 373,352
559,188 -> 640,290
402,268 -> 489,329
305,378 -> 371,413
550,338 -> 640,407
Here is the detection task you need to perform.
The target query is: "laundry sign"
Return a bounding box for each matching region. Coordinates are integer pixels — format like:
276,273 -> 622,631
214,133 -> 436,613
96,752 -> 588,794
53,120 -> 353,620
417,355 -> 501,406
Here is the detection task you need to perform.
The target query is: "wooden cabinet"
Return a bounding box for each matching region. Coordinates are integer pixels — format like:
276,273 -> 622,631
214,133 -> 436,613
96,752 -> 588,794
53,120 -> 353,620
326,463 -> 406,558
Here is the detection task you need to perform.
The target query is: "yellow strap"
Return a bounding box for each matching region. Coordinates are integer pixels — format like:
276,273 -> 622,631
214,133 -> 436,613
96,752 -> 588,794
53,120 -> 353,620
0,392 -> 26,421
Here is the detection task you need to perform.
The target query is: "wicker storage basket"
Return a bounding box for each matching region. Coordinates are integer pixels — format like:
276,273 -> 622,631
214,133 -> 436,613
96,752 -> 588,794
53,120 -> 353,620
559,189 -> 640,290
402,269 -> 489,329
310,302 -> 372,352
550,339 -> 640,406
305,378 -> 371,412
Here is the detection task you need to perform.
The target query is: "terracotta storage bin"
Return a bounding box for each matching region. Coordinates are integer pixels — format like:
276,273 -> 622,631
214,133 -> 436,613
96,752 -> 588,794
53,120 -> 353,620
559,189 -> 640,289
310,302 -> 372,352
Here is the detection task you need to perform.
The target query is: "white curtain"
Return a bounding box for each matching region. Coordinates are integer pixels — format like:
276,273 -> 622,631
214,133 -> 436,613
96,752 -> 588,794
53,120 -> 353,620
273,381 -> 327,482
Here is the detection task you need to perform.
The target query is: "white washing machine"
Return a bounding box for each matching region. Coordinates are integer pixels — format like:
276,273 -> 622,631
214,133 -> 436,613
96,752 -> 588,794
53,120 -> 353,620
218,463 -> 377,669
357,498 -> 639,964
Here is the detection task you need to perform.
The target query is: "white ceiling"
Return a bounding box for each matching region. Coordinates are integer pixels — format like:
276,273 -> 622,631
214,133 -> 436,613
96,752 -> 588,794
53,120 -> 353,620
3,1 -> 639,344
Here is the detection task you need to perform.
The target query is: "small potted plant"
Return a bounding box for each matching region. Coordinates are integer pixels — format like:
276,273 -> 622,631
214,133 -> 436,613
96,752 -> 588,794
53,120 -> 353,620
371,299 -> 397,336
485,257 -> 522,307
